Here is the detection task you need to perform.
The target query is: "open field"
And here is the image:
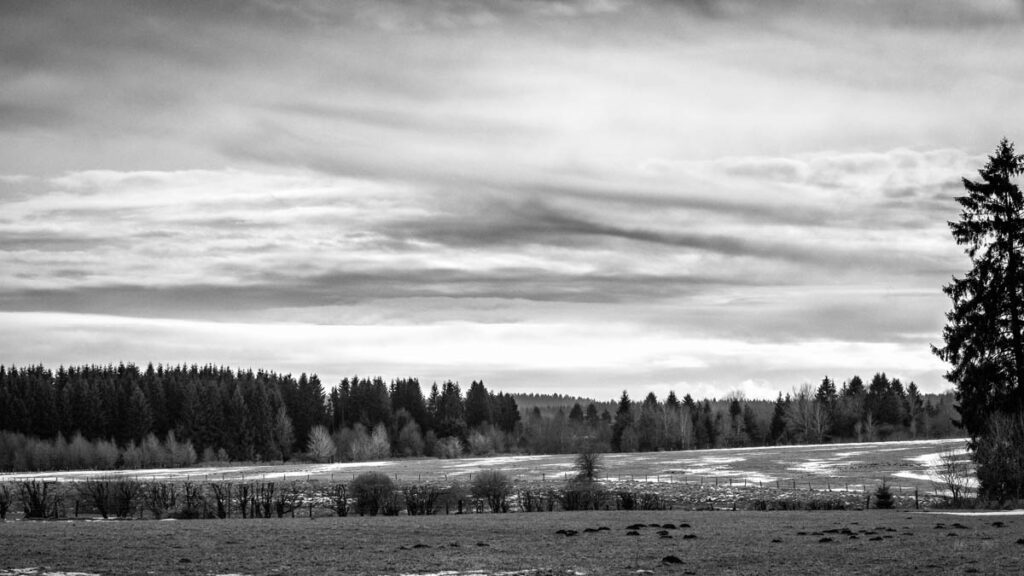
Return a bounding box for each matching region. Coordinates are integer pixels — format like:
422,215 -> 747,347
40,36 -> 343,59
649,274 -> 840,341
2,509 -> 1023,576
0,438 -> 971,496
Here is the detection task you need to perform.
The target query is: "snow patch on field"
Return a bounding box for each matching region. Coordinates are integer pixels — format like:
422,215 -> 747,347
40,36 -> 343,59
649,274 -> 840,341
787,459 -> 835,474
0,565 -> 101,569
664,456 -> 746,466
892,471 -> 935,483
445,455 -> 547,469
928,510 -> 1024,516
906,447 -> 969,468
831,450 -> 871,458
397,571 -> 582,576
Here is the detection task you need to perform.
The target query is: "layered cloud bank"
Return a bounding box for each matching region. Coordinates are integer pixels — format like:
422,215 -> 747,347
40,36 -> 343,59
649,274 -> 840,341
2,0 -> 1022,397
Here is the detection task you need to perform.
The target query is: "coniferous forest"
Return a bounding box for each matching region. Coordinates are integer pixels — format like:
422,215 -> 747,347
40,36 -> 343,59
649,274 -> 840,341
0,363 -> 960,472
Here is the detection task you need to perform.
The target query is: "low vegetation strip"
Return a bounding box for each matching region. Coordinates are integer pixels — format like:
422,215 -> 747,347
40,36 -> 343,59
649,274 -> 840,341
1,511 -> 1021,575
0,438 -> 969,496
0,438 -> 970,521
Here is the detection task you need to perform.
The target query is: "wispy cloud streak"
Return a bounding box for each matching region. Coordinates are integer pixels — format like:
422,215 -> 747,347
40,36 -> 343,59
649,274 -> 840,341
0,0 -> 1019,395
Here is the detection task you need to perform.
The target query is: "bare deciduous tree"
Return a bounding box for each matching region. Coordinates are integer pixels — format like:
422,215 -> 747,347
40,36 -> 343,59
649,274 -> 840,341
306,425 -> 337,463
933,443 -> 974,505
785,384 -> 830,443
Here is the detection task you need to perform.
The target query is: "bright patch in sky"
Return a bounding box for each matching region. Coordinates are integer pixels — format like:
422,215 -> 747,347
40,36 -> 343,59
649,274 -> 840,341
2,0 -> 1023,399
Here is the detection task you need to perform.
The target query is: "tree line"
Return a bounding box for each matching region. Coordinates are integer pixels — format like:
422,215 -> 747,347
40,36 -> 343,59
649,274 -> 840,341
0,362 -> 959,472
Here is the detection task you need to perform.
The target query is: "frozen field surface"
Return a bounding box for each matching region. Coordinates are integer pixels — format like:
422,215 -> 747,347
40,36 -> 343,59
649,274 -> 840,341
1,438 -> 970,493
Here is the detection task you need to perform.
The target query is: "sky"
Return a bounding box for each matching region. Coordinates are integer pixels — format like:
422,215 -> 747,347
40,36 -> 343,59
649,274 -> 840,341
2,0 -> 1024,401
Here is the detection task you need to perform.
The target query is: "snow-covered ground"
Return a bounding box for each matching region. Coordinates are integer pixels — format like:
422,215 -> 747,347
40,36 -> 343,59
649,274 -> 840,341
0,437 -> 972,493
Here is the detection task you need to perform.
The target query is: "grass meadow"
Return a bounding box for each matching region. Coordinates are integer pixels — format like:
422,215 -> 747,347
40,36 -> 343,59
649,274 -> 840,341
1,510 -> 1022,575
3,438 -> 1009,576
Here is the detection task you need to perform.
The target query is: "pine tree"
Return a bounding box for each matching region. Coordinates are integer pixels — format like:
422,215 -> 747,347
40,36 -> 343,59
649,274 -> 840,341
464,381 -> 492,429
769,393 -> 788,444
568,402 -> 584,423
934,139 -> 1024,441
610,391 -> 632,452
125,384 -> 153,444
584,402 -> 600,426
844,375 -> 865,397
435,381 -> 466,439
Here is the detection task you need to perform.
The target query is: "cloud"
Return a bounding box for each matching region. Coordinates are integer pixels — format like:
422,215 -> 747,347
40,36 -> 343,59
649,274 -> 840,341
1,1 -> 1017,396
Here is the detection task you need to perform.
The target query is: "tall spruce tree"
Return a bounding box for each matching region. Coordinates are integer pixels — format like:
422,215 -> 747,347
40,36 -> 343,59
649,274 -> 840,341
464,380 -> 492,429
610,391 -> 632,452
933,139 -> 1024,440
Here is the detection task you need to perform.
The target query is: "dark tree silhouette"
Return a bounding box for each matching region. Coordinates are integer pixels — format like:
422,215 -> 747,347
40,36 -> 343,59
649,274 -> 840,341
933,138 -> 1024,441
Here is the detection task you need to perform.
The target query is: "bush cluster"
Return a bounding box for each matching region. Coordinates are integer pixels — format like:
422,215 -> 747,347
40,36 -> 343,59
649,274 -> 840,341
351,472 -> 396,516
470,470 -> 513,513
560,479 -> 608,511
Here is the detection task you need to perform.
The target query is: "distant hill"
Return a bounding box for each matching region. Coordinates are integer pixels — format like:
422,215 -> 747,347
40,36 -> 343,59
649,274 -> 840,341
511,392 -> 617,414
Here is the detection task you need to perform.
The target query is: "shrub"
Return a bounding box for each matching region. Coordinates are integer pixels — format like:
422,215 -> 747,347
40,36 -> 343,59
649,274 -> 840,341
517,488 -> 553,512
144,482 -> 178,520
77,479 -> 113,519
439,481 -> 470,514
467,431 -> 494,456
235,483 -> 254,519
113,479 -> 141,519
20,480 -> 60,519
403,484 -> 442,515
471,469 -> 513,513
874,480 -> 894,509
351,472 -> 395,516
253,482 -> 276,518
560,479 -> 608,511
748,496 -> 846,511
616,490 -> 637,511
210,483 -> 232,518
176,481 -> 211,519
435,436 -> 463,459
0,483 -> 11,519
614,490 -> 666,511
380,492 -> 403,516
396,420 -> 426,457
973,412 -> 1024,505
274,482 -> 303,518
327,483 -> 349,517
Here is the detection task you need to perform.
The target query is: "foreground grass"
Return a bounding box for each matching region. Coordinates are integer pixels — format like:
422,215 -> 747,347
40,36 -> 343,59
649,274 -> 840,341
1,510 -> 1020,576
